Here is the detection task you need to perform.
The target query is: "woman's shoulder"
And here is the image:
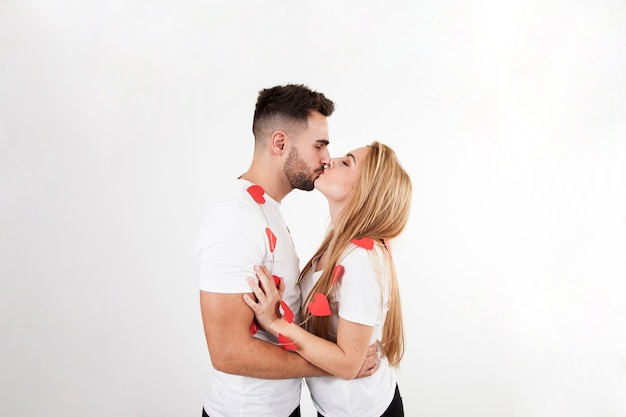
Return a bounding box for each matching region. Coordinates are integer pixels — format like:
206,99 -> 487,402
344,238 -> 385,256
340,239 -> 385,269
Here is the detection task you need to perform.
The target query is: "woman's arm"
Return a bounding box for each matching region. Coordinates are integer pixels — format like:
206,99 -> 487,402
243,265 -> 375,379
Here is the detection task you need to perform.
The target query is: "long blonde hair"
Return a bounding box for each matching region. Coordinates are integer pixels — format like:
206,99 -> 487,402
300,141 -> 412,366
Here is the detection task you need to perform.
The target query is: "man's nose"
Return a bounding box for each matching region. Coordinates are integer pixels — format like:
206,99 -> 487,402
321,150 -> 331,167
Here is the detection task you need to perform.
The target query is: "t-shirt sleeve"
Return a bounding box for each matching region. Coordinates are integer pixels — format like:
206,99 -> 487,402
193,205 -> 266,293
336,246 -> 384,326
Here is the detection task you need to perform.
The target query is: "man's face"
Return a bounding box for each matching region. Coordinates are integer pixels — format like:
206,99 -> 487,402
283,111 -> 330,191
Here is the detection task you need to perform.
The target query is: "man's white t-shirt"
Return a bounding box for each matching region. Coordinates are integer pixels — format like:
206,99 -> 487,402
193,179 -> 302,417
300,244 -> 398,417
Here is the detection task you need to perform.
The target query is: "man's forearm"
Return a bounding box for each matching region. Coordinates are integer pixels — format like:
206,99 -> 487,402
201,290 -> 328,379
212,336 -> 328,379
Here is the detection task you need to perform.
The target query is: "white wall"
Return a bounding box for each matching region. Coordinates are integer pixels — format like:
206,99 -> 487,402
1,1 -> 625,416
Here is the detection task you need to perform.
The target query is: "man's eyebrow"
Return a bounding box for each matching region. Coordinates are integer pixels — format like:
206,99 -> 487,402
316,139 -> 330,145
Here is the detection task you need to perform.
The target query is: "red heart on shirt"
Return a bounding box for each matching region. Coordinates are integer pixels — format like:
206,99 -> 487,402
352,237 -> 374,250
280,300 -> 294,323
279,333 -> 297,351
272,275 -> 281,288
246,185 -> 265,204
308,293 -> 331,317
266,228 -> 277,252
259,274 -> 281,292
331,265 -> 345,287
249,319 -> 259,335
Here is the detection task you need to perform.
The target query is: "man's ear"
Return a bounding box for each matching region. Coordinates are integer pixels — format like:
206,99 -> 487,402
271,131 -> 287,154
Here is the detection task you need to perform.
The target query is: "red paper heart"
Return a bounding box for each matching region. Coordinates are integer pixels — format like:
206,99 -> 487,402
278,333 -> 297,351
246,185 -> 265,204
331,265 -> 345,287
272,275 -> 281,288
266,228 -> 277,252
280,300 -> 294,323
259,274 -> 281,292
249,319 -> 259,335
308,293 -> 331,317
352,237 -> 374,250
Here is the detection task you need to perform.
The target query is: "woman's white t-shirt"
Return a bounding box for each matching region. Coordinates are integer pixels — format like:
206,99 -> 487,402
300,244 -> 398,417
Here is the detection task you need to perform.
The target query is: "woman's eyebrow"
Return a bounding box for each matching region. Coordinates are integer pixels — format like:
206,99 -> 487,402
347,153 -> 356,163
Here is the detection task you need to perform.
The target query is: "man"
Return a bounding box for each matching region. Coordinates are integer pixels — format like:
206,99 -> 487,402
194,84 -> 377,417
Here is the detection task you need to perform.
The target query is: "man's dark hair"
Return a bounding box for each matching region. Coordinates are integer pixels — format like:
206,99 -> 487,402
252,84 -> 335,138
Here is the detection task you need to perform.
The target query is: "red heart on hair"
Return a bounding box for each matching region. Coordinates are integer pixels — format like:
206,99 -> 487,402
266,228 -> 277,252
280,300 -> 294,323
246,185 -> 265,204
352,237 -> 374,250
279,333 -> 297,351
308,293 -> 331,317
331,265 -> 345,287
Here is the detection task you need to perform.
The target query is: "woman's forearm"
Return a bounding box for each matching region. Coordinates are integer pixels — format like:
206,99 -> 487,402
270,318 -> 373,379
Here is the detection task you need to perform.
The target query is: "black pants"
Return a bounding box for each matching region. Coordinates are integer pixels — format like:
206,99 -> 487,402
317,384 -> 404,417
203,405 -> 300,417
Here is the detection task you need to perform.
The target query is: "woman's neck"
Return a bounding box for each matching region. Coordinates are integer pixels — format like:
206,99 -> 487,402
327,202 -> 346,228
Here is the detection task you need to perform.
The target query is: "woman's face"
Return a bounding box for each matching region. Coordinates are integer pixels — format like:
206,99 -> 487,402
315,146 -> 370,206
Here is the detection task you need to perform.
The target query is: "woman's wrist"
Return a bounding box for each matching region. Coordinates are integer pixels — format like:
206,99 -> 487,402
269,317 -> 289,338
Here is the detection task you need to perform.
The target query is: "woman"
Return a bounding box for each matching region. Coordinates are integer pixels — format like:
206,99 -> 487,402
244,141 -> 411,417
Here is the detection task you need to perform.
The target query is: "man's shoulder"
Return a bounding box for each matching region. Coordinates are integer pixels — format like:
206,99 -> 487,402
203,180 -> 263,218
209,179 -> 253,206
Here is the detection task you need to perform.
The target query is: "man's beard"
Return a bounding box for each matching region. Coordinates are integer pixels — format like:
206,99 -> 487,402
284,147 -> 318,191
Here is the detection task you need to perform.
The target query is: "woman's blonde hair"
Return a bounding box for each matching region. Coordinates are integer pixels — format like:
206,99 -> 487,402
299,141 -> 412,366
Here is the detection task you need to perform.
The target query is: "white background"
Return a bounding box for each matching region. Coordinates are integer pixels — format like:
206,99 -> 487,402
1,1 -> 625,416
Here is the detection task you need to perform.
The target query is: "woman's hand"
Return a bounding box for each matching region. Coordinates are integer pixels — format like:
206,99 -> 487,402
243,265 -> 285,335
244,266 -> 377,378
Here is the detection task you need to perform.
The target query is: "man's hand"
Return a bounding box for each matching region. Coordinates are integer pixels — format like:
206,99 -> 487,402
354,343 -> 379,378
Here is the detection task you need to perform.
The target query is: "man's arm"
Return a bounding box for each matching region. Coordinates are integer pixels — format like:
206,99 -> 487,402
200,290 -> 327,379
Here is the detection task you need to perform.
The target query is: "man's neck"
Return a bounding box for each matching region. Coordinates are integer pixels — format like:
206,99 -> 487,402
239,170 -> 290,202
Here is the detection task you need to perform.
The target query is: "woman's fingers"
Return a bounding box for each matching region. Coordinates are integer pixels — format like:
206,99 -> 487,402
245,265 -> 277,304
254,265 -> 278,296
246,275 -> 267,303
244,265 -> 285,328
277,276 -> 285,298
242,293 -> 257,309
